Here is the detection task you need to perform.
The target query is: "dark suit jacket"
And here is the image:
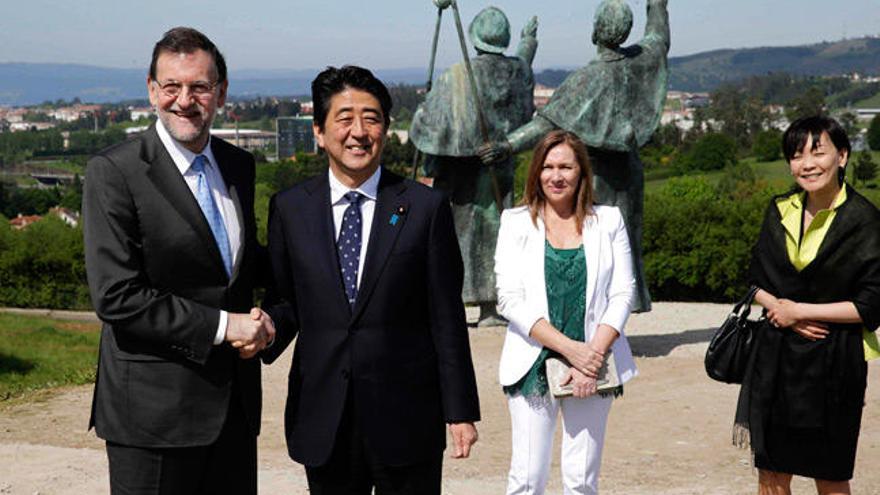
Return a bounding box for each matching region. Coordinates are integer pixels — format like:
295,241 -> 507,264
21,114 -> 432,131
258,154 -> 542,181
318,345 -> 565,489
263,169 -> 480,467
83,125 -> 262,448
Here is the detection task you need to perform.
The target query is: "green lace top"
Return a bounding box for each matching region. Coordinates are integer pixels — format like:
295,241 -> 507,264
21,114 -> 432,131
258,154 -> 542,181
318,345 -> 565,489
503,240 -> 586,397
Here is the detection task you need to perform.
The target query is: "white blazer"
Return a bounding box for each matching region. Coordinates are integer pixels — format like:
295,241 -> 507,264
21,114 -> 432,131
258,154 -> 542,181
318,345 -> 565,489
495,205 -> 638,387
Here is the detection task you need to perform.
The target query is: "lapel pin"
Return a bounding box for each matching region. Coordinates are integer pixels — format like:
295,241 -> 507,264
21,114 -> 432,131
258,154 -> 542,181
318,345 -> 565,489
390,205 -> 407,225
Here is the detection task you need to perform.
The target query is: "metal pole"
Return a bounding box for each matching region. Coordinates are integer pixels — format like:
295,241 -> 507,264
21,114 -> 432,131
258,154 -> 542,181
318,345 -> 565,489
411,7 -> 445,181
450,0 -> 504,213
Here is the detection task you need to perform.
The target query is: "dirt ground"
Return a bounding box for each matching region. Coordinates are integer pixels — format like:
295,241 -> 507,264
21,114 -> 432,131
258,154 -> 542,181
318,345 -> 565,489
1,303 -> 878,494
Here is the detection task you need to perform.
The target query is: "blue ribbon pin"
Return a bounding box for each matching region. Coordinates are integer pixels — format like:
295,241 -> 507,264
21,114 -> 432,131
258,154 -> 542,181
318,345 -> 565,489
389,205 -> 406,225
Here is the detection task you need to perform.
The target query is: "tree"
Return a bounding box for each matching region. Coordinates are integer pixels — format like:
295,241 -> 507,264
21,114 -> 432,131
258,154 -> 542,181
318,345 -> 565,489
674,132 -> 738,173
785,86 -> 826,122
852,151 -> 878,187
708,85 -> 767,148
388,84 -> 424,121
59,175 -> 84,212
839,111 -> 858,139
642,123 -> 682,169
868,114 -> 880,151
751,129 -> 782,162
2,187 -> 62,218
381,133 -> 416,176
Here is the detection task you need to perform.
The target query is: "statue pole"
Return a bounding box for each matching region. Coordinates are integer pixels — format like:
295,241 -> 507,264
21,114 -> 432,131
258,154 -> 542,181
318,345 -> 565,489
450,0 -> 504,213
411,6 -> 445,181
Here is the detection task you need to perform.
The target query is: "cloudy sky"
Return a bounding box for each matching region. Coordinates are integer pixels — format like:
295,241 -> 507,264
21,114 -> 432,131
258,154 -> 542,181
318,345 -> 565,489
1,0 -> 878,71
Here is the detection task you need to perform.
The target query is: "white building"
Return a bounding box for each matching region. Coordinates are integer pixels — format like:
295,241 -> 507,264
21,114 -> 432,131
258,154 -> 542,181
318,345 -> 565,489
130,107 -> 154,121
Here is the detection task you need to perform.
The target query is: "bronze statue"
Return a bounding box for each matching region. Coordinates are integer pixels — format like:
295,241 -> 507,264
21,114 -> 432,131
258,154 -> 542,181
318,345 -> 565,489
479,0 -> 670,312
410,4 -> 538,325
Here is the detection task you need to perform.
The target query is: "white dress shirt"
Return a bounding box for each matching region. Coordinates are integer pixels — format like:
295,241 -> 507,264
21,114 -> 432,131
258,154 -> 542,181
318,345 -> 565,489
328,166 -> 381,289
155,119 -> 241,345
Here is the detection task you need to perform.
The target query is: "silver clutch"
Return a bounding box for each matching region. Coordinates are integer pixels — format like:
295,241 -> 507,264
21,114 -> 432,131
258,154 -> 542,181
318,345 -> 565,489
546,350 -> 620,398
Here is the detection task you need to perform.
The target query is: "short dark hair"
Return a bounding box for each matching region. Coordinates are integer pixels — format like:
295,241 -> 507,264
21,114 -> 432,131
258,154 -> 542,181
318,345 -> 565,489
311,65 -> 392,131
782,115 -> 851,162
149,27 -> 227,83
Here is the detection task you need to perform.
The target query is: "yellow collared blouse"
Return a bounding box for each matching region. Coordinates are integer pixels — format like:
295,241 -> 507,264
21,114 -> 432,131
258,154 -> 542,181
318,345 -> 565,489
776,187 -> 879,359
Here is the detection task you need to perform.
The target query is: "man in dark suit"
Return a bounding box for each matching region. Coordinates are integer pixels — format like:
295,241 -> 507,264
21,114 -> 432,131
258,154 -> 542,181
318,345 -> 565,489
83,27 -> 274,494
263,65 -> 480,494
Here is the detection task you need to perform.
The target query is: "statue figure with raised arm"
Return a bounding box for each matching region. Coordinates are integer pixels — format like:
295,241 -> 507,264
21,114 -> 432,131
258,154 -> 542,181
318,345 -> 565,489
410,4 -> 538,326
479,0 -> 670,312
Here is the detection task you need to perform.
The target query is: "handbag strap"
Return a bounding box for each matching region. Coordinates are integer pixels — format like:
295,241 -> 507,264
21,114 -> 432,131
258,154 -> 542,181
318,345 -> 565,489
731,285 -> 759,319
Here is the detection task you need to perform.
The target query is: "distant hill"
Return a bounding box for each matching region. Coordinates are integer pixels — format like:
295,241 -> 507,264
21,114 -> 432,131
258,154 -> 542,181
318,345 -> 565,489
0,64 -> 427,106
2,37 -> 880,106
669,37 -> 880,91
535,36 -> 880,93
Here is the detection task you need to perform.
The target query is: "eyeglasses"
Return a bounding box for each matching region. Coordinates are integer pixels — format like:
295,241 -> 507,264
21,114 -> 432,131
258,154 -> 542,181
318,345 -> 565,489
153,80 -> 218,100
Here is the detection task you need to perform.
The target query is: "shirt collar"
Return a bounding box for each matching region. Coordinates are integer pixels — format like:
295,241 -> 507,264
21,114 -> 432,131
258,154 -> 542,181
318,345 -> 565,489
156,118 -> 218,175
832,185 -> 848,210
785,186 -> 848,211
777,186 -> 848,241
328,166 -> 382,205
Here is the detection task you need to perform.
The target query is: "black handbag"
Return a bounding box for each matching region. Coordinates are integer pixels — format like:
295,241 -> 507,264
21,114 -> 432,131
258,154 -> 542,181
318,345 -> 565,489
704,286 -> 761,384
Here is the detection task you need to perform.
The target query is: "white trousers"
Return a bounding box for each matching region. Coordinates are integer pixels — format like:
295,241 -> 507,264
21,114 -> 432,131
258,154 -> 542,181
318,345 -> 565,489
505,392 -> 613,495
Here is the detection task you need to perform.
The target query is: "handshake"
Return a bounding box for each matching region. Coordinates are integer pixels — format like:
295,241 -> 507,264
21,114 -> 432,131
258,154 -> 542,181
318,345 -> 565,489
225,308 -> 275,359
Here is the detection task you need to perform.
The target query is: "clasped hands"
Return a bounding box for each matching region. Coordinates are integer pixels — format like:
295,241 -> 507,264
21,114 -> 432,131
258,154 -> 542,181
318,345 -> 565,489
766,298 -> 829,341
226,308 -> 275,359
561,341 -> 605,398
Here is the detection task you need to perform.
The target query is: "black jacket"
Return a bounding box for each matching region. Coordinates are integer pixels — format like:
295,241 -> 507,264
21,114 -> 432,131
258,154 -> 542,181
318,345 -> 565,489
737,185 -> 880,478
84,125 -> 262,447
263,169 -> 480,467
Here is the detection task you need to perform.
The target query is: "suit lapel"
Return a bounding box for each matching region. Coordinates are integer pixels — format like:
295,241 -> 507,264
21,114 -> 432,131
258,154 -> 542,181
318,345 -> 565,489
532,217 -> 549,320
583,215 -> 601,316
350,172 -> 408,322
142,126 -> 228,279
306,173 -> 353,313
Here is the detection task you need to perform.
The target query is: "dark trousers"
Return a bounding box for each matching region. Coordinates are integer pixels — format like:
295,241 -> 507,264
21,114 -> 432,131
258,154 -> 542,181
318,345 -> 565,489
305,393 -> 443,495
106,392 -> 257,495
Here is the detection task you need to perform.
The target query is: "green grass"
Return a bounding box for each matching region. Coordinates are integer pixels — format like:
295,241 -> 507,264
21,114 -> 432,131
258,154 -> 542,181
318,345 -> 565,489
21,159 -> 86,176
645,151 -> 880,200
854,91 -> 880,108
0,314 -> 100,401
41,160 -> 86,175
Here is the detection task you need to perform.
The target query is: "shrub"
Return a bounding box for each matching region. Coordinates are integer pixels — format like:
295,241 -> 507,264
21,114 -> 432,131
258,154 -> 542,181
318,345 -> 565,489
852,151 -> 878,187
716,162 -> 758,199
643,176 -> 774,302
0,217 -> 90,309
673,132 -> 738,173
751,129 -> 782,162
868,115 -> 880,152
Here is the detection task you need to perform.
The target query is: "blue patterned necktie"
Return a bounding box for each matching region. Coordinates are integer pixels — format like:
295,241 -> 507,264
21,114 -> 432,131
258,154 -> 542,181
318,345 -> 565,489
191,155 -> 232,277
337,191 -> 363,306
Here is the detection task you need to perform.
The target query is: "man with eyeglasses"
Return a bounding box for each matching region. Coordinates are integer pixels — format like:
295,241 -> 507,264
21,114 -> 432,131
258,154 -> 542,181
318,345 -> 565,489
83,26 -> 273,494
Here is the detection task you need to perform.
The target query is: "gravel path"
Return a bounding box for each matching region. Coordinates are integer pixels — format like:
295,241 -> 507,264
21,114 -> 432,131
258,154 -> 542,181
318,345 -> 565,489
2,302 -> 879,494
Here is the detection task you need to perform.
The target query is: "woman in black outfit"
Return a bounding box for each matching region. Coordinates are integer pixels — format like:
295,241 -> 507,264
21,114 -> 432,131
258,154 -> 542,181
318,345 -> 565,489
738,116 -> 880,495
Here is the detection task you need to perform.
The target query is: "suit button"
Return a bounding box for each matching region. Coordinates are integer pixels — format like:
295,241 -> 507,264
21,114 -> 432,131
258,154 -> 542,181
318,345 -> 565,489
341,370 -> 350,380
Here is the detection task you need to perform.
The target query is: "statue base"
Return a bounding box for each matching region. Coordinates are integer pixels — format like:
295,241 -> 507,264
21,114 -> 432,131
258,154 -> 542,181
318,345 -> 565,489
476,302 -> 507,327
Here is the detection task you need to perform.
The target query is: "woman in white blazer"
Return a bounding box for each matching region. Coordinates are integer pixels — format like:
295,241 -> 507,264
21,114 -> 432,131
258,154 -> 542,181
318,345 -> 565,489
495,130 -> 637,495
